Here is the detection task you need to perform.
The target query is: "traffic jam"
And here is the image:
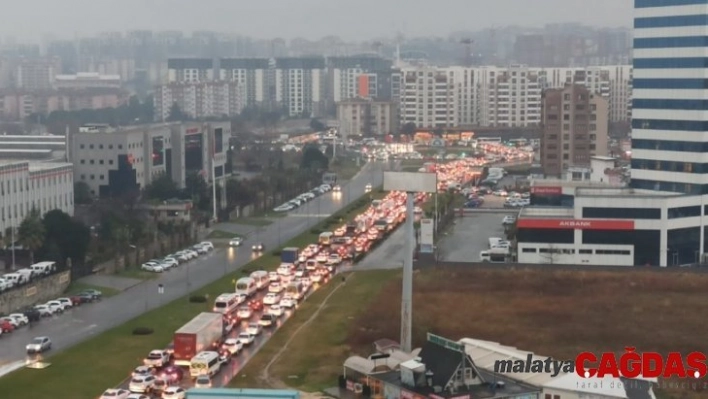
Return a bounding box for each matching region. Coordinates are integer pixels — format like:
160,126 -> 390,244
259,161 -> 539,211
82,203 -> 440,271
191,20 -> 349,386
98,190 -> 433,399
97,156 -> 492,398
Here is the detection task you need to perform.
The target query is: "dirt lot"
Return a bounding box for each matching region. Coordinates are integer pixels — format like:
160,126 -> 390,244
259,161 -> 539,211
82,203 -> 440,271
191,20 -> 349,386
347,268 -> 708,398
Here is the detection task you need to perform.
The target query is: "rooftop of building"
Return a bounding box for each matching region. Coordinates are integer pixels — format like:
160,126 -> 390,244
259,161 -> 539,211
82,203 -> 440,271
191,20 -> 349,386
575,186 -> 681,198
459,337 -> 655,399
0,160 -> 71,170
519,207 -> 574,219
55,72 -> 121,80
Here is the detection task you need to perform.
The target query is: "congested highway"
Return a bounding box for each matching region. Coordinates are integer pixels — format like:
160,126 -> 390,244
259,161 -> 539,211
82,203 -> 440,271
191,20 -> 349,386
107,189 -> 428,397
0,161 -> 385,374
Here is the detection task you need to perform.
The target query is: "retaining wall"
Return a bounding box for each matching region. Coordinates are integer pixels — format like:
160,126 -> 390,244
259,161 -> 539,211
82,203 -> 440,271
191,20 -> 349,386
413,260 -> 708,274
0,271 -> 71,314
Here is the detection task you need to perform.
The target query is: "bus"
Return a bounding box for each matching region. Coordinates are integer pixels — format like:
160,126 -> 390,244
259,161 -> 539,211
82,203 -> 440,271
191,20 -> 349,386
189,351 -> 221,378
212,293 -> 240,314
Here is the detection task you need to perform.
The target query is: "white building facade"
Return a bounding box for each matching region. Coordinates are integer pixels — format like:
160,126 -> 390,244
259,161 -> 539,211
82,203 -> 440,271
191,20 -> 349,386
0,161 -> 74,233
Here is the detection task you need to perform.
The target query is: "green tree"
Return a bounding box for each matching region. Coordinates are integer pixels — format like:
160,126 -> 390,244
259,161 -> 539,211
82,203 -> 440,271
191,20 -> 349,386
41,209 -> 91,267
184,172 -> 211,211
17,209 -> 45,264
145,173 -> 180,201
300,145 -> 329,170
167,103 -> 188,122
74,182 -> 93,204
310,118 -> 326,132
401,122 -> 417,136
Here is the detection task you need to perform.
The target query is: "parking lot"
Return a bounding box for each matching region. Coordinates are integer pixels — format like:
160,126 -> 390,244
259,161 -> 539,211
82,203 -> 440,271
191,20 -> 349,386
437,212 -> 515,262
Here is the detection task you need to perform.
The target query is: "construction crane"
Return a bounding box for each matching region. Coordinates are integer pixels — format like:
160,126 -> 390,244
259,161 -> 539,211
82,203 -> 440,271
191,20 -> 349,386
460,38 -> 474,66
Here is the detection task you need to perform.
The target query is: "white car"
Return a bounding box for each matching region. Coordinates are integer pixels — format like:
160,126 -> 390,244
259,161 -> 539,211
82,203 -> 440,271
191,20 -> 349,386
268,304 -> 284,317
268,271 -> 280,282
45,300 -> 65,314
8,313 -> 28,326
247,323 -> 262,336
316,253 -> 328,263
127,394 -> 150,399
195,375 -> 212,389
192,245 -> 209,254
161,386 -> 187,399
26,336 -> 51,354
236,306 -> 253,319
170,253 -> 189,263
280,296 -> 296,309
229,237 -> 244,247
144,349 -> 170,368
56,297 -> 74,309
129,374 -> 156,393
277,264 -> 292,276
141,263 -> 164,272
132,365 -> 153,378
365,183 -> 372,193
327,253 -> 342,265
34,304 -> 53,317
263,292 -> 281,305
311,273 -> 323,283
238,332 -> 255,345
502,216 -> 516,225
268,282 -> 283,293
199,241 -> 215,251
162,258 -> 179,268
222,338 -> 243,355
179,249 -> 198,260
100,389 -> 131,399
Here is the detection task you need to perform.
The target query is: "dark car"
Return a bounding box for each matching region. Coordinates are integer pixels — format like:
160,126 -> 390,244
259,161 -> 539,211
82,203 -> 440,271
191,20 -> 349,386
22,308 -> 41,322
79,289 -> 102,301
76,293 -> 95,303
252,243 -> 265,252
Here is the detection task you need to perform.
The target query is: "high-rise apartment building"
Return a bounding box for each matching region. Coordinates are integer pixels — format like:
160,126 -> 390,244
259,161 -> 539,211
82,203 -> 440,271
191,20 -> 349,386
630,0 -> 708,194
540,84 -> 609,177
15,57 -> 62,90
336,98 -> 398,137
154,82 -> 245,121
328,56 -> 395,102
167,58 -> 215,83
484,66 -> 542,127
273,57 -> 326,117
399,67 -> 457,128
219,58 -> 270,108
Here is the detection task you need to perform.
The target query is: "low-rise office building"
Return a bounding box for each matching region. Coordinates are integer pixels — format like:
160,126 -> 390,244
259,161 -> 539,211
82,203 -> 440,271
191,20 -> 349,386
69,122 -> 230,199
0,160 -> 74,233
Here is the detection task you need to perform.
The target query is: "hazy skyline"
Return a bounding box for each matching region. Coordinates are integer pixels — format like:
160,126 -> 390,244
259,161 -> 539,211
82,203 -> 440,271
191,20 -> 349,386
1,0 -> 633,42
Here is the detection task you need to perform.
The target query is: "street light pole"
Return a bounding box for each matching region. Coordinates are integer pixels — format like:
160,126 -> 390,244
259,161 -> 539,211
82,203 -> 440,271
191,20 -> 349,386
10,224 -> 16,269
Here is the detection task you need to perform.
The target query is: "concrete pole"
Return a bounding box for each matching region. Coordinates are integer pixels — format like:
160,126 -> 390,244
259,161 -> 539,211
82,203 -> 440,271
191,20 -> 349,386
400,192 -> 414,353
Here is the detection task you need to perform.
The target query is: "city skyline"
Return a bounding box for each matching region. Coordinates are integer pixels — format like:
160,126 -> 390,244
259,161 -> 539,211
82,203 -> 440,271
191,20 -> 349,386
0,0 -> 633,42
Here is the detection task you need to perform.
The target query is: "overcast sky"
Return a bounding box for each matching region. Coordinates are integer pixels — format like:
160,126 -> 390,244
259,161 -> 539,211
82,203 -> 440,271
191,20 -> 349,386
1,0 -> 633,42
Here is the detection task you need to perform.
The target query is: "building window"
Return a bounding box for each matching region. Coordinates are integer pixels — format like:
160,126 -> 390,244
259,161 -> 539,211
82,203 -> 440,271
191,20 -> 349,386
522,248 -> 537,253
89,144 -> 94,149
118,145 -> 123,149
108,144 -> 113,149
579,249 -> 592,254
99,144 -> 103,149
582,207 -> 661,219
80,174 -> 86,180
80,160 -> 85,164
90,160 -> 94,164
80,144 -> 85,149
99,175 -> 104,180
99,160 -> 104,165
90,175 -> 95,180
668,206 -> 701,219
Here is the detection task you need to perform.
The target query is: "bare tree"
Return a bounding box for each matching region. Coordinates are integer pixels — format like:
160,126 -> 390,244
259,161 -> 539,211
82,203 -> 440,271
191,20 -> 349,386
540,244 -> 560,265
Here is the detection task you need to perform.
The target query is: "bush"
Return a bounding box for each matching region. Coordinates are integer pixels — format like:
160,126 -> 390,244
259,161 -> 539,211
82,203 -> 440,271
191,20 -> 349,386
271,250 -> 281,257
132,327 -> 154,335
311,229 -> 322,235
189,295 -> 207,303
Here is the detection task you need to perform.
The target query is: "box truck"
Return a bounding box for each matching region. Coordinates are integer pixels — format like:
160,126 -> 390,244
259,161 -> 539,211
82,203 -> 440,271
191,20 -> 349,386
173,312 -> 224,366
281,247 -> 299,264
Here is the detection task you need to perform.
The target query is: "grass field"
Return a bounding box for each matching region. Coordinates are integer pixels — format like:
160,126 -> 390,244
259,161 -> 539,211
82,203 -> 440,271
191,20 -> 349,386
0,189 -> 385,399
231,267 -> 708,398
229,270 -> 398,391
231,217 -> 277,226
207,229 -> 242,239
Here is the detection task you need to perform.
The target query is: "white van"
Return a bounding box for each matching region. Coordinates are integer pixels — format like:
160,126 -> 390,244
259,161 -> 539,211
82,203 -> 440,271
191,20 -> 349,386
318,232 -> 333,246
30,261 -> 56,276
235,277 -> 257,297
16,268 -> 36,282
249,271 -> 269,290
189,351 -> 221,378
3,273 -> 26,286
213,293 -> 240,314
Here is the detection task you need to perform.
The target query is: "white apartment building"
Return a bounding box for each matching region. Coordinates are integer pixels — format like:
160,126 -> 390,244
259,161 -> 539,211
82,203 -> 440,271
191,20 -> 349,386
154,82 -> 246,121
54,72 -> 122,90
70,122 -> 230,199
602,64 -> 632,123
219,58 -> 270,108
399,67 -> 457,128
274,58 -> 326,117
336,98 -> 398,137
167,58 -> 215,83
484,65 -> 542,127
0,160 -> 74,233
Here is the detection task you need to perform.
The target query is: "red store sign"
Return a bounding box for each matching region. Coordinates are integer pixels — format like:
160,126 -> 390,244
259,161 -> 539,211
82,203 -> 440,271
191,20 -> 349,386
516,219 -> 634,231
185,127 -> 200,134
530,186 -> 562,195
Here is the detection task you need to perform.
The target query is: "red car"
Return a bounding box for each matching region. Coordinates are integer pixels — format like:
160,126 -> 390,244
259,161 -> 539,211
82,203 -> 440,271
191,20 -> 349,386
0,320 -> 15,333
69,296 -> 82,306
249,299 -> 263,311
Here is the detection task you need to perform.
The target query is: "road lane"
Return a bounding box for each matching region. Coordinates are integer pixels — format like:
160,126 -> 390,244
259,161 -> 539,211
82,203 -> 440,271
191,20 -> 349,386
0,161 -> 384,367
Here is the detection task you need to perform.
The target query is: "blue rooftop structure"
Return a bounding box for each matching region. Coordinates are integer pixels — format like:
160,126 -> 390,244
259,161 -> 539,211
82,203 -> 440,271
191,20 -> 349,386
187,388 -> 300,399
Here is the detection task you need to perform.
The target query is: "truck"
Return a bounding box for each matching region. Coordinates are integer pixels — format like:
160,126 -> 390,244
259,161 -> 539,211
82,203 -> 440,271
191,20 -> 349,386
281,247 -> 300,265
172,312 -> 224,366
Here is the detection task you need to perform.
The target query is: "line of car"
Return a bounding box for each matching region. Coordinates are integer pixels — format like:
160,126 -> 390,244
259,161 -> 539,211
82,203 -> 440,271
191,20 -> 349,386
0,261 -> 58,292
98,190 -> 427,399
272,183 -> 337,213
141,242 -> 215,273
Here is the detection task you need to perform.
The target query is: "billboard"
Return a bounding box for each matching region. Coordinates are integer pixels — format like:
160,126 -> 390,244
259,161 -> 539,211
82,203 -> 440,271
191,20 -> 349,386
152,137 -> 165,166
185,133 -> 204,171
516,219 -> 634,230
530,186 -> 562,195
420,218 -> 434,253
214,128 -> 224,154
